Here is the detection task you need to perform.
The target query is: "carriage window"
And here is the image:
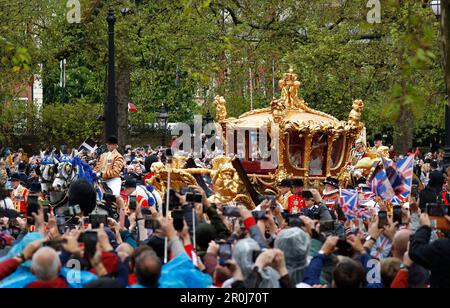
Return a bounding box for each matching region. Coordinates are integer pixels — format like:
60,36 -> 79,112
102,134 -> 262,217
330,135 -> 344,169
248,130 -> 258,161
289,131 -> 305,169
236,129 -> 246,160
309,134 -> 327,176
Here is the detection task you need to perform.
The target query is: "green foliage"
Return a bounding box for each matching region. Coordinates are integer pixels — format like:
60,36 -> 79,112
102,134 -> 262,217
0,0 -> 447,151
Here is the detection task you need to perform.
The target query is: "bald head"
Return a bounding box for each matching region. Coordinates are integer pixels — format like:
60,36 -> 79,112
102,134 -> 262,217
135,251 -> 162,288
392,229 -> 412,260
116,243 -> 134,262
31,247 -> 61,281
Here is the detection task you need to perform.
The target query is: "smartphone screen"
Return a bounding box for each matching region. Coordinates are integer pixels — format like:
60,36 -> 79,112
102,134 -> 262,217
393,206 -> 402,224
378,211 -> 388,228
172,210 -> 185,232
186,193 -> 202,203
83,231 -> 98,259
27,196 -> 40,217
128,196 -> 137,210
219,243 -> 232,263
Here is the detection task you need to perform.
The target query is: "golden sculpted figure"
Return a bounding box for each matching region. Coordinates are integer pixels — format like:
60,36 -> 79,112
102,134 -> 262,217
214,95 -> 227,123
348,99 -> 364,129
271,97 -> 287,124
209,156 -> 240,204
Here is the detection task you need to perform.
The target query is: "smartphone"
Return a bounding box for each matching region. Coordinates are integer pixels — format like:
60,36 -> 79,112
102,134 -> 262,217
186,193 -> 202,204
378,211 -> 388,228
222,206 -> 241,218
169,190 -> 180,210
56,216 -> 66,235
27,196 -> 40,218
252,211 -> 267,221
219,243 -> 232,263
128,196 -> 137,210
89,214 -> 108,229
393,206 -> 402,224
83,230 -> 98,259
172,210 -> 185,232
320,220 -> 336,234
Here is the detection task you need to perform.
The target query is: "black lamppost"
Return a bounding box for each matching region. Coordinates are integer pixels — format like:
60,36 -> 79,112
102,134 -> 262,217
204,111 -> 213,125
105,9 -> 118,140
430,1 -> 450,165
158,105 -> 169,146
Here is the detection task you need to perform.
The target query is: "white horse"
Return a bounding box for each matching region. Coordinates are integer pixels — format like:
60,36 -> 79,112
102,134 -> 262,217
52,150 -> 78,191
39,150 -> 59,194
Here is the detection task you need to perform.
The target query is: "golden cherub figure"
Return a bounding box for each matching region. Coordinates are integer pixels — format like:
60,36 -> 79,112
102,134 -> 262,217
214,95 -> 227,123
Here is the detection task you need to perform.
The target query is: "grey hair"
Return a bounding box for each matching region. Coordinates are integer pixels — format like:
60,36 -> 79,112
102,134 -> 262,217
31,247 -> 61,281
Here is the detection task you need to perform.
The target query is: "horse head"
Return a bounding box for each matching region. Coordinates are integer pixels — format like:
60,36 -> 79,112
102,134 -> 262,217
52,156 -> 78,191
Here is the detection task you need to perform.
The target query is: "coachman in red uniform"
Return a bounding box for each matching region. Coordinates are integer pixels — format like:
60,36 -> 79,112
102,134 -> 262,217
287,179 -> 306,214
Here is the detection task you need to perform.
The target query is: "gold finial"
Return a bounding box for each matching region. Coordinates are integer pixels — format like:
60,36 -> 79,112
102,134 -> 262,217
279,70 -> 301,108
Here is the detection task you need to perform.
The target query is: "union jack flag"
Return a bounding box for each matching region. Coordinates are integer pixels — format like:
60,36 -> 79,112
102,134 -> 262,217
382,158 -> 408,197
369,167 -> 395,201
339,189 -> 370,220
395,155 -> 415,201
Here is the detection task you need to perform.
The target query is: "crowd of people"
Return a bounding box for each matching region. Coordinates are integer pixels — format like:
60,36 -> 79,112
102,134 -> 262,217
0,135 -> 449,289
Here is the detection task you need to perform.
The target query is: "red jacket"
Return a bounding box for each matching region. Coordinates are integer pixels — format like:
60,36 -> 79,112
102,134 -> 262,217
287,194 -> 305,214
391,269 -> 408,288
26,277 -> 68,288
89,252 -> 119,275
0,258 -> 20,281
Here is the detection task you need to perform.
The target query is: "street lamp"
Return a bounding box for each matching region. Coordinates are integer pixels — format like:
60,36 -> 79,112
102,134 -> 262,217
105,9 -> 118,140
431,0 -> 441,17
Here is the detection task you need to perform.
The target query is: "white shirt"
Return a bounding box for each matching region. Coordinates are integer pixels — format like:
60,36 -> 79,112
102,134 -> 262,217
0,197 -> 14,210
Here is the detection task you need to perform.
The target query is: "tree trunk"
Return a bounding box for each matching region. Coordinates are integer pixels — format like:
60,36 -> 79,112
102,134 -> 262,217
116,58 -> 130,149
393,104 -> 414,155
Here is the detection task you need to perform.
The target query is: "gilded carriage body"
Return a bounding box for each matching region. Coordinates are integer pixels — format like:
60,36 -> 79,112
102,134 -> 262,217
214,69 -> 365,187
149,70 -> 367,208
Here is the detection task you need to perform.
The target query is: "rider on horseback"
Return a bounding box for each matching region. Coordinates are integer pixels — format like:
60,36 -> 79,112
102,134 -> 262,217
94,136 -> 125,196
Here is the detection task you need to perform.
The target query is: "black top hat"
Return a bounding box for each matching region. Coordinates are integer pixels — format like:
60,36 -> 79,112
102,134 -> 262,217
302,190 -> 314,199
10,173 -> 21,182
374,133 -> 383,142
18,162 -> 26,171
291,179 -> 304,187
29,183 -> 42,193
323,177 -> 339,188
124,177 -> 137,189
106,136 -> 118,145
278,179 -> 292,188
